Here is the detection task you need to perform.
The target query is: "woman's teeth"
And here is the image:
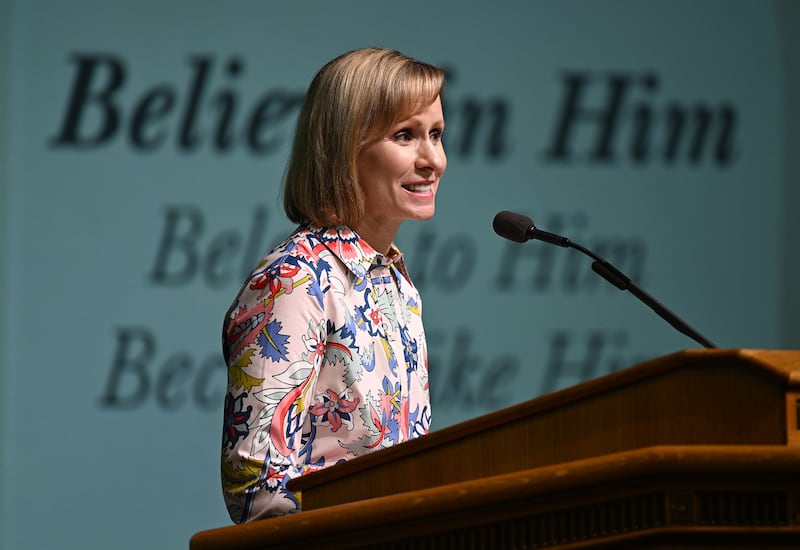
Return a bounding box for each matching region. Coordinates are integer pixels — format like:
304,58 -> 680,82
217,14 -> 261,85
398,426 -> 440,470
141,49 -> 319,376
405,183 -> 432,192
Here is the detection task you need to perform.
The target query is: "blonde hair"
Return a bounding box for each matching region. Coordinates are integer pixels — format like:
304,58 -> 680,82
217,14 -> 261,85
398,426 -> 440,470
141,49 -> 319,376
283,47 -> 445,227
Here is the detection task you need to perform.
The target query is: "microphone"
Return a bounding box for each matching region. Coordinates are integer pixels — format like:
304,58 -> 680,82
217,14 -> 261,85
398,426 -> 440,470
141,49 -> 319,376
492,210 -> 717,349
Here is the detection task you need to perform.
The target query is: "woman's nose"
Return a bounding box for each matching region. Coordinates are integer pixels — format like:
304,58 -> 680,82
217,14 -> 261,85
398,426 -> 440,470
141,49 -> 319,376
416,139 -> 446,173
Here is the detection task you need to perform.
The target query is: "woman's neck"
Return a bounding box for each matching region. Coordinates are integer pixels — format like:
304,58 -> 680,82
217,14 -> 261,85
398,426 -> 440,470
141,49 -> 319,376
352,214 -> 400,256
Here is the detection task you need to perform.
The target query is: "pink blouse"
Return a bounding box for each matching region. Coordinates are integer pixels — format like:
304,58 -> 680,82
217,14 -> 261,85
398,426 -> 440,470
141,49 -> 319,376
220,224 -> 431,522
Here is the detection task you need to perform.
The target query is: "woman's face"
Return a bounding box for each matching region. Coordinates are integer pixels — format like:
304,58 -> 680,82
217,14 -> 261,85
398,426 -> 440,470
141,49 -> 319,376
356,96 -> 447,240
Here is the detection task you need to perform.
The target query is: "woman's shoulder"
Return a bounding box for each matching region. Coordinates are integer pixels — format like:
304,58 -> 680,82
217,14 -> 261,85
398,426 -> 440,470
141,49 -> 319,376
230,228 -> 330,310
260,225 -> 332,269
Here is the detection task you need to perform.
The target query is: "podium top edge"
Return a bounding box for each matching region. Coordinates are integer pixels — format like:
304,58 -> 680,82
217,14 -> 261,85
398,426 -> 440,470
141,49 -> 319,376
289,348 -> 800,493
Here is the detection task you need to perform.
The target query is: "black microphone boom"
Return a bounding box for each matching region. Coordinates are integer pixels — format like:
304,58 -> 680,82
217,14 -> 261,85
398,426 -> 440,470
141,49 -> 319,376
492,210 -> 717,349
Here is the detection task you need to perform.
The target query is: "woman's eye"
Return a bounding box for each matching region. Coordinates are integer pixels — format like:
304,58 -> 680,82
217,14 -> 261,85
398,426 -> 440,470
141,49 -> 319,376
394,130 -> 412,142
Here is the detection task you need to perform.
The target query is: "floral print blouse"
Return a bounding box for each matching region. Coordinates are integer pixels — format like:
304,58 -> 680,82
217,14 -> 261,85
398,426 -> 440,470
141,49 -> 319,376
220,224 -> 431,523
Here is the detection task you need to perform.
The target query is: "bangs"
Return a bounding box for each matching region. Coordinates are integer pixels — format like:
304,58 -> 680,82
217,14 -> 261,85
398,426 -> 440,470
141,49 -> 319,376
388,63 -> 445,123
361,57 -> 445,143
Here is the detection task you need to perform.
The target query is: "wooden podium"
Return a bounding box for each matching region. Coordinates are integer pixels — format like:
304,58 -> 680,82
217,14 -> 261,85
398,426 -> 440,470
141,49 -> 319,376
191,349 -> 800,549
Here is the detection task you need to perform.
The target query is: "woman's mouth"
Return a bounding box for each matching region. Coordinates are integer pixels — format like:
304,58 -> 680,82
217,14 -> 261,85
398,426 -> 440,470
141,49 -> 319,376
403,182 -> 434,193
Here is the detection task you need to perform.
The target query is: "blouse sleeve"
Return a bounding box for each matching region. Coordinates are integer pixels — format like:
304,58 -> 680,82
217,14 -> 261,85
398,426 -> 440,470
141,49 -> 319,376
220,252 -> 327,522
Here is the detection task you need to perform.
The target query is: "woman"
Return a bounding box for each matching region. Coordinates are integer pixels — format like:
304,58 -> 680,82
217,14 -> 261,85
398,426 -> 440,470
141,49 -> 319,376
220,47 -> 446,523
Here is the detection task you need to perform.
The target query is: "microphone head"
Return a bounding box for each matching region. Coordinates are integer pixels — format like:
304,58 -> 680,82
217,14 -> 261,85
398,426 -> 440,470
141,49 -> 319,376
493,211 -> 534,243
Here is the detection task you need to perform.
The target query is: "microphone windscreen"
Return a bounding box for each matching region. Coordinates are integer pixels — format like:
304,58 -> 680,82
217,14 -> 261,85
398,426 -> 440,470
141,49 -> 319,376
493,211 -> 533,243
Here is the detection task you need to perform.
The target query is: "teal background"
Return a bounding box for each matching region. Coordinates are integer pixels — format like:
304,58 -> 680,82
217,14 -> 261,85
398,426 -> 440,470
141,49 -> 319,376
2,1 -> 800,548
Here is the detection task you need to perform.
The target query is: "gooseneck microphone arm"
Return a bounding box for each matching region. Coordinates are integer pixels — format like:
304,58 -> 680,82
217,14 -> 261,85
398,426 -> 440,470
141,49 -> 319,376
493,210 -> 717,349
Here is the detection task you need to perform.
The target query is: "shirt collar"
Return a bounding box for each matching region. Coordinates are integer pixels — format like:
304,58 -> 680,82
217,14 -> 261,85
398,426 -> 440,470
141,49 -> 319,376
305,224 -> 408,280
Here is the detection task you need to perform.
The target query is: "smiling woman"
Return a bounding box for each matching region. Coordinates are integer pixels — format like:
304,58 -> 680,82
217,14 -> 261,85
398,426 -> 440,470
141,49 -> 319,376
220,47 -> 447,523
355,97 -> 446,254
